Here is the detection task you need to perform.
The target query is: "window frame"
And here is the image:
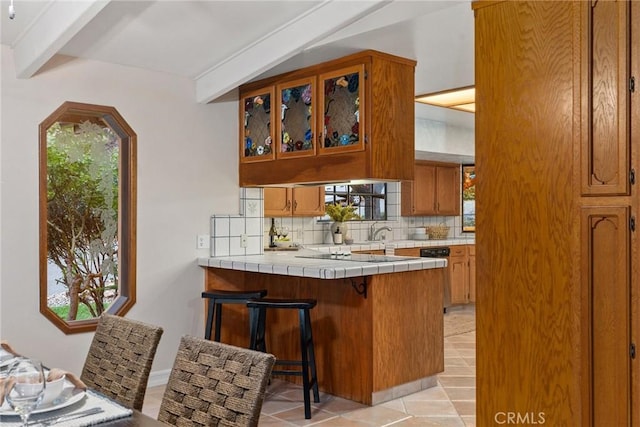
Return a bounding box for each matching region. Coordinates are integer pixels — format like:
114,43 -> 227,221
323,183 -> 387,221
39,101 -> 137,334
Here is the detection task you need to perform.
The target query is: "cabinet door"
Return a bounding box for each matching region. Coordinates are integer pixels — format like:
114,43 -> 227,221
449,254 -> 468,305
581,206 -> 631,426
318,64 -> 366,155
580,0 -> 630,196
264,188 -> 291,216
413,163 -> 437,214
276,77 -> 316,159
436,166 -> 461,215
240,87 -> 276,163
393,248 -> 421,257
468,245 -> 476,303
291,187 -> 325,217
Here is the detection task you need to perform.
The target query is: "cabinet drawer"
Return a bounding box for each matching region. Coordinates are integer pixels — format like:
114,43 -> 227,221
450,246 -> 466,257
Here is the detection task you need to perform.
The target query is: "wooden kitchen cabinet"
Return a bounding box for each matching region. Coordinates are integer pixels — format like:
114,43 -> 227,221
449,245 -> 469,305
239,50 -> 416,186
393,248 -> 421,257
474,1 -> 637,425
264,187 -> 325,217
401,161 -> 460,216
468,245 -> 476,303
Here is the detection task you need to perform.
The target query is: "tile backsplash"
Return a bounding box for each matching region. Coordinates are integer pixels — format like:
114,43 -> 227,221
209,183 -> 474,257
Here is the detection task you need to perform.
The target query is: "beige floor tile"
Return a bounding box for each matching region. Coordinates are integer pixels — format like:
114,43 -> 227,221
260,397 -> 305,416
401,386 -> 450,401
390,416 -> 465,426
258,414 -> 298,426
314,394 -> 369,415
451,400 -> 476,416
403,399 -> 459,417
462,358 -> 476,367
443,387 -> 476,401
308,416 -> 377,426
461,415 -> 477,427
443,357 -> 468,367
342,405 -> 412,425
270,405 -> 338,426
440,366 -> 475,376
437,376 -> 476,388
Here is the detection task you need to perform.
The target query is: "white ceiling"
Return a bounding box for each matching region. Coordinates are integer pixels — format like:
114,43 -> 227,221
0,0 -> 474,129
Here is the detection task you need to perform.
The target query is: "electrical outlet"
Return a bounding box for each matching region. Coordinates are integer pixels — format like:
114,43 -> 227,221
240,234 -> 248,248
197,234 -> 210,249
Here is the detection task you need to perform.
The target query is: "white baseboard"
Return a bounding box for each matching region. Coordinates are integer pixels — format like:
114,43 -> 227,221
147,369 -> 171,388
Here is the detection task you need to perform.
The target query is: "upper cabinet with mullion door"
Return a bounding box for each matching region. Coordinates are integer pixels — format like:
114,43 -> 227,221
317,64 -> 366,155
276,76 -> 317,159
239,50 -> 416,187
240,86 -> 276,163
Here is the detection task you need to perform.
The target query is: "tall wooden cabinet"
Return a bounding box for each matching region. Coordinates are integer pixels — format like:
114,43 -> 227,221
474,1 -> 638,425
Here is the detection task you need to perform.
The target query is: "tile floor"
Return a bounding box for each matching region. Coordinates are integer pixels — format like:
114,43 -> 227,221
142,313 -> 476,426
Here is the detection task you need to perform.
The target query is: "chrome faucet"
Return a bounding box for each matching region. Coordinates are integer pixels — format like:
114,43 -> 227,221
369,222 -> 392,241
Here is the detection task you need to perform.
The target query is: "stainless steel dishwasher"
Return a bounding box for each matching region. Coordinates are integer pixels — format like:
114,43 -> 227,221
420,247 -> 451,312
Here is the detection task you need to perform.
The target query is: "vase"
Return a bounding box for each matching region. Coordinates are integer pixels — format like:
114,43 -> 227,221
331,222 -> 349,244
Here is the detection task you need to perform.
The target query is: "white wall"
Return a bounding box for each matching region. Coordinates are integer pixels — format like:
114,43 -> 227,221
415,117 -> 474,158
0,45 -> 240,378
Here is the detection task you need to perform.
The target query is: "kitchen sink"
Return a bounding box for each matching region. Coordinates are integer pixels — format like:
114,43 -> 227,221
295,253 -> 418,263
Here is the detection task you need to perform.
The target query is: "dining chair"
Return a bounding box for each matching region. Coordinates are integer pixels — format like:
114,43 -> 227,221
80,313 -> 163,411
157,335 -> 276,427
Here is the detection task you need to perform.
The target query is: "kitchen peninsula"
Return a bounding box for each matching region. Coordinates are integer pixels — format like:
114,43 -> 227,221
198,250 -> 446,405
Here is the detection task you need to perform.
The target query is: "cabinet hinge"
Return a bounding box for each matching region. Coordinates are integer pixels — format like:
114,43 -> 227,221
631,343 -> 636,359
364,135 -> 368,144
630,216 -> 636,232
364,70 -> 368,80
631,168 -> 636,185
631,76 -> 635,93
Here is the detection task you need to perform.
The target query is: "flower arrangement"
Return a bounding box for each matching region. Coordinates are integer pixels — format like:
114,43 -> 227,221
325,203 -> 359,222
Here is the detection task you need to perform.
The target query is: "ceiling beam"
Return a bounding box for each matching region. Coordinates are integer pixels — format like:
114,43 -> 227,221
195,0 -> 391,104
12,0 -> 111,79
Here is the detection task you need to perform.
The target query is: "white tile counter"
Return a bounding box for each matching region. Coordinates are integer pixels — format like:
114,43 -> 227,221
197,249 -> 446,279
305,237 -> 475,254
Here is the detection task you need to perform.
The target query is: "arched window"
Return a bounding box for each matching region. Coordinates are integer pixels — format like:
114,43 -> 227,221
39,102 -> 136,334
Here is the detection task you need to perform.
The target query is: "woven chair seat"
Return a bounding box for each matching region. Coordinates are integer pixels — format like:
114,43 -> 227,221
80,313 -> 163,411
158,335 -> 275,427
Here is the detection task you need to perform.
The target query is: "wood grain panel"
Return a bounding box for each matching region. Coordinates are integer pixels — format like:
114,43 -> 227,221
581,0 -> 630,195
475,1 -> 580,425
631,4 -> 640,425
581,207 -> 630,426
204,267 -> 444,404
371,269 -> 444,390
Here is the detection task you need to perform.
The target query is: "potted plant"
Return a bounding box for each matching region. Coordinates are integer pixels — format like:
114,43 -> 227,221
325,203 -> 359,243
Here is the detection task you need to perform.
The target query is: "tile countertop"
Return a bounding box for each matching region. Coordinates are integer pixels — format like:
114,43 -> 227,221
197,249 -> 447,280
306,237 -> 475,253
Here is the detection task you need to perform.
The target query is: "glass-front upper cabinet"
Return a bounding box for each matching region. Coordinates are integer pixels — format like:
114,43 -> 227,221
240,87 -> 276,163
276,77 -> 316,159
318,64 -> 366,155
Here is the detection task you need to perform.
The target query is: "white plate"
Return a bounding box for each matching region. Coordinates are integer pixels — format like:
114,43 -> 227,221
0,383 -> 86,416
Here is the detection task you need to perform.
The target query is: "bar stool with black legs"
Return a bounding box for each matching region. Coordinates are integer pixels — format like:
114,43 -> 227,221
247,298 -> 319,420
201,289 -> 268,341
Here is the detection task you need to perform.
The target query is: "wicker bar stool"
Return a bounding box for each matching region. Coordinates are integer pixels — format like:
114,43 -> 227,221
247,298 -> 319,420
202,289 -> 268,341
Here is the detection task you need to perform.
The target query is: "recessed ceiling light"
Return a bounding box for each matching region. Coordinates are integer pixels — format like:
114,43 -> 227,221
415,86 -> 475,113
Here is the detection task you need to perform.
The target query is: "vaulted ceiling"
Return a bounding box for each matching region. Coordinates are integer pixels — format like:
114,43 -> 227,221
0,0 -> 474,128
